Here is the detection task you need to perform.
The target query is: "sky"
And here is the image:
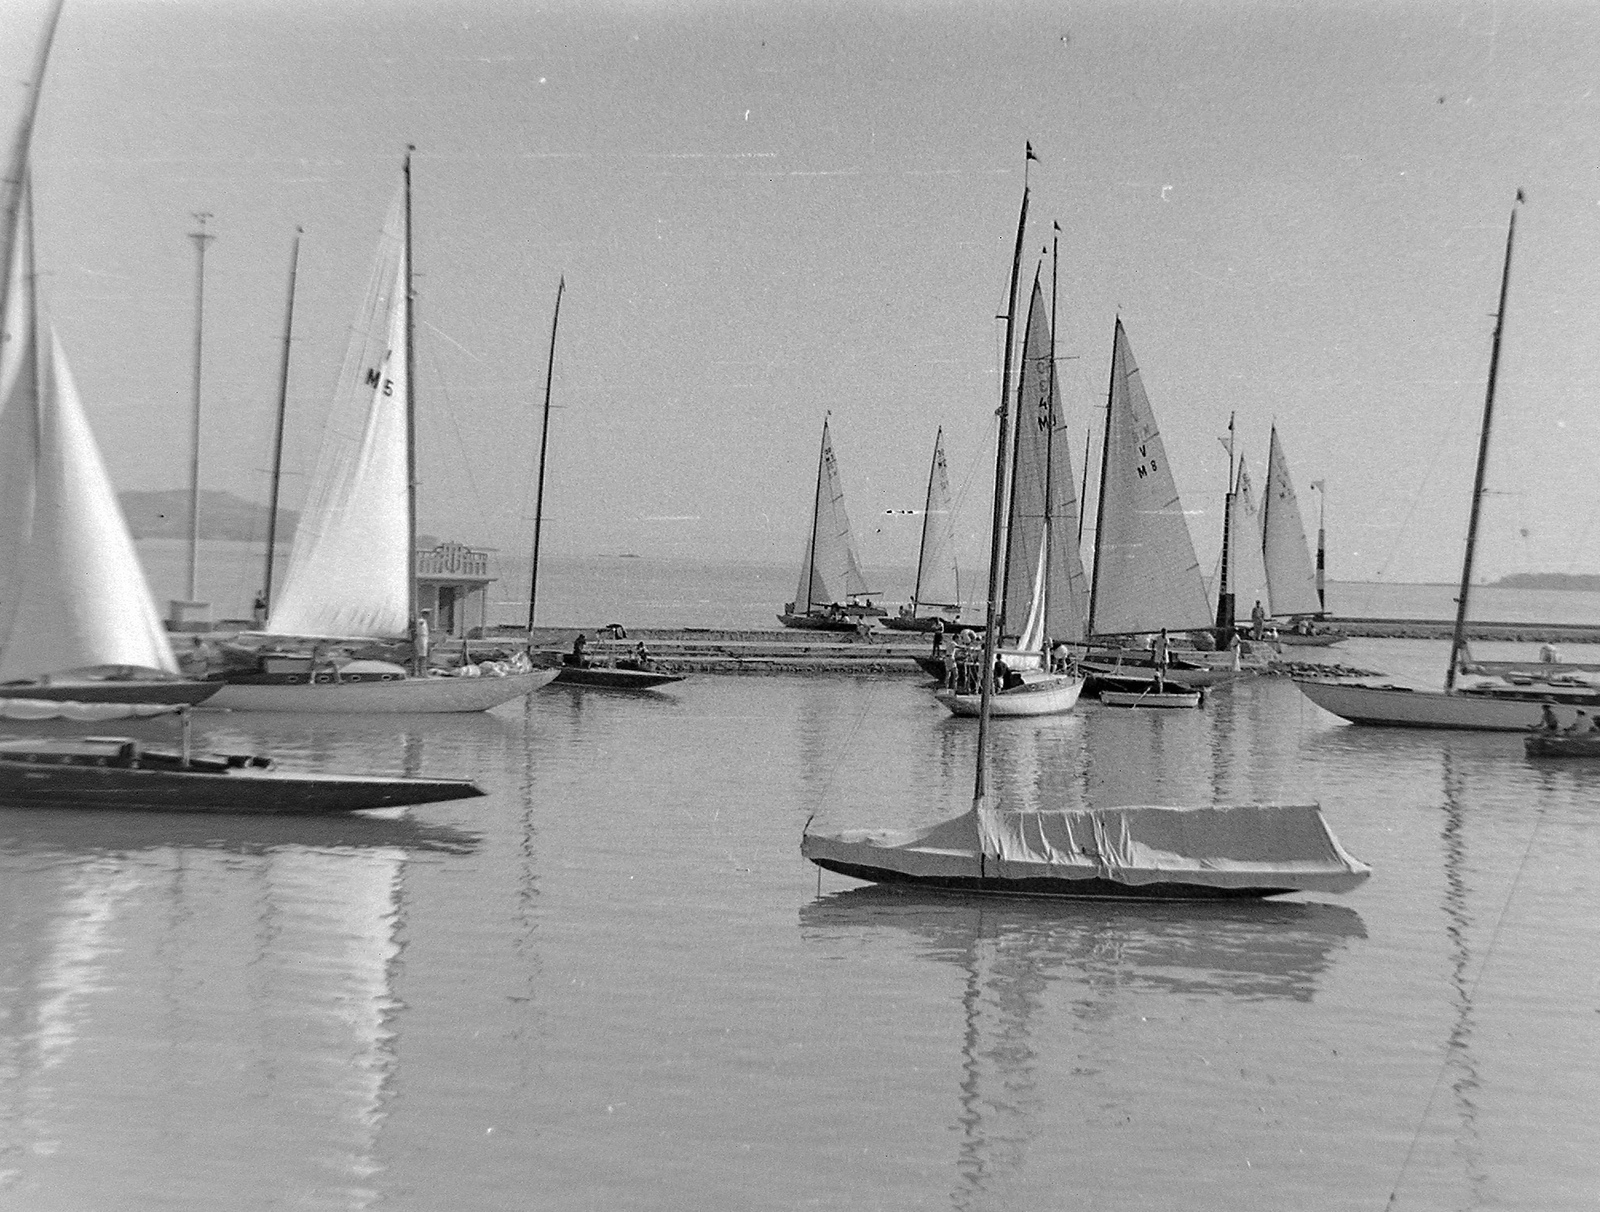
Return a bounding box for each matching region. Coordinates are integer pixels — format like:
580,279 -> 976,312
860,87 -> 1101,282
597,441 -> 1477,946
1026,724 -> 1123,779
4,0 -> 1600,590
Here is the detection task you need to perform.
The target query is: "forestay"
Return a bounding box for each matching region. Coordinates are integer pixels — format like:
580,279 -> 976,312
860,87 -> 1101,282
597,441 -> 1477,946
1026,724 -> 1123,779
1089,320 -> 1213,636
1262,426 -> 1322,617
267,193 -> 412,640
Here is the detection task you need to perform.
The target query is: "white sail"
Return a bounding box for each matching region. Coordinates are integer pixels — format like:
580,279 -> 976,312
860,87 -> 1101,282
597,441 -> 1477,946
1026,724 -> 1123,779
1262,426 -> 1322,617
0,175 -> 40,649
1003,276 -> 1088,643
0,328 -> 180,679
1089,320 -> 1213,636
911,429 -> 960,612
266,194 -> 412,640
1226,461 -> 1269,623
794,419 -> 869,609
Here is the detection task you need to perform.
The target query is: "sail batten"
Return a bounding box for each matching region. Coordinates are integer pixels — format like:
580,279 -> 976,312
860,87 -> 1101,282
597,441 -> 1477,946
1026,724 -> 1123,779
266,193 -> 413,640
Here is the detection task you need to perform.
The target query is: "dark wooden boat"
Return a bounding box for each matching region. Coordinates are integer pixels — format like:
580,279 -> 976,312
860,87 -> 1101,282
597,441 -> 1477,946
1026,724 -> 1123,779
549,663 -> 684,690
1524,730 -> 1600,758
3,672 -> 222,706
0,735 -> 484,813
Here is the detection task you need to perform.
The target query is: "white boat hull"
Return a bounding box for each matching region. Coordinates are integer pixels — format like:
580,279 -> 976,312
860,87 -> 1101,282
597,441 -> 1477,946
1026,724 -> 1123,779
1294,678 -> 1591,731
204,668 -> 555,714
934,673 -> 1084,718
1099,689 -> 1203,709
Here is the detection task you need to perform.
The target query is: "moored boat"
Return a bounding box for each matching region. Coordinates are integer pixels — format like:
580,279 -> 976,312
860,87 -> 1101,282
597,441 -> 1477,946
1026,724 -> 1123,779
1099,686 -> 1204,709
0,733 -> 482,814
1525,729 -> 1600,758
779,419 -> 885,631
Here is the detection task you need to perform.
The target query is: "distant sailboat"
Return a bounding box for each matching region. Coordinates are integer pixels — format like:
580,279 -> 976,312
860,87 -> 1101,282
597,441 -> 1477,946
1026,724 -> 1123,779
1295,192 -> 1592,729
0,10 -> 217,714
933,196 -> 1083,718
884,428 -> 964,632
779,418 -> 885,631
205,155 -> 553,712
1261,426 -> 1342,645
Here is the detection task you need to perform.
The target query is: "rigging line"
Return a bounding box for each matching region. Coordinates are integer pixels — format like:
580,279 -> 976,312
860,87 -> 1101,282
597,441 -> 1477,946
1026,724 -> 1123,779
814,678 -> 882,811
421,338 -> 494,557
1382,806 -> 1547,1211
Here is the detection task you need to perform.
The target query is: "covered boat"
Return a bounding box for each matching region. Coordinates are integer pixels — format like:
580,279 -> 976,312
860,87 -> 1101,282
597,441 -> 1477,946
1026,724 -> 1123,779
803,800 -> 1369,900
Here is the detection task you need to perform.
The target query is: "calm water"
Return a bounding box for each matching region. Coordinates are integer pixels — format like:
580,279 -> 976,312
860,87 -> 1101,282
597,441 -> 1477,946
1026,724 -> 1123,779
2,648 -> 1598,1210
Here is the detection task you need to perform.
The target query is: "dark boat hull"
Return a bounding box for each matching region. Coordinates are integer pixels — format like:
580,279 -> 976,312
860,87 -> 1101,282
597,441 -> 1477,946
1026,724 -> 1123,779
810,857 -> 1288,900
550,666 -> 684,690
3,678 -> 222,705
0,753 -> 483,814
777,613 -> 864,632
1525,731 -> 1600,758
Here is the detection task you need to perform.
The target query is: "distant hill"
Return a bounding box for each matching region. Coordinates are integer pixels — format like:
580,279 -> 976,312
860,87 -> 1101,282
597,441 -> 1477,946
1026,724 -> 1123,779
1493,572 -> 1600,592
120,489 -> 298,543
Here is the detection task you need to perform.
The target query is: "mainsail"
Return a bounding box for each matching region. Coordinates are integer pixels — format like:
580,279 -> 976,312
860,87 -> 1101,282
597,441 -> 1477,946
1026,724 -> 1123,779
266,194 -> 412,640
794,418 -> 869,611
1000,275 -> 1088,643
910,428 -> 960,614
1262,426 -> 1322,617
1226,461 -> 1269,623
1087,320 -> 1213,637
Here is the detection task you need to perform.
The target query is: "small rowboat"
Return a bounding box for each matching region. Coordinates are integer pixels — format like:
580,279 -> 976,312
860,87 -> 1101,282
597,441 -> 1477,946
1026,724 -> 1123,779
1099,687 -> 1204,709
1524,730 -> 1600,758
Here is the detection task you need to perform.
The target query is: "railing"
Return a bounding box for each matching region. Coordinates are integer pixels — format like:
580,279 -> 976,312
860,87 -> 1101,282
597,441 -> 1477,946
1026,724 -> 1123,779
416,541 -> 490,579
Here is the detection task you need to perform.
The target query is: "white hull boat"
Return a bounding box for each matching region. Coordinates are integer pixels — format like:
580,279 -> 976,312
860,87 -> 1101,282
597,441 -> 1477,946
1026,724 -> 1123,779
205,667 -> 553,714
1294,678 -> 1593,732
1099,687 -> 1203,709
934,671 -> 1084,718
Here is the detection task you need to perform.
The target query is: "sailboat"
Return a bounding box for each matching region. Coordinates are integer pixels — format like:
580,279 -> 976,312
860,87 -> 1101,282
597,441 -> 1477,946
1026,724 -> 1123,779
802,159 -> 1370,897
1261,426 -> 1342,646
1294,192 -> 1592,729
932,207 -> 1085,718
1074,319 -> 1234,695
778,418 -> 885,631
525,278 -> 682,690
883,427 -> 965,632
204,154 -> 553,713
0,11 -> 218,715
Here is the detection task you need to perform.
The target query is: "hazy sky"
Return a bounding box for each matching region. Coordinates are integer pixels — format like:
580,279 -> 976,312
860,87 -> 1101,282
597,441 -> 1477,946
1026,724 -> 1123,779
4,0 -> 1600,590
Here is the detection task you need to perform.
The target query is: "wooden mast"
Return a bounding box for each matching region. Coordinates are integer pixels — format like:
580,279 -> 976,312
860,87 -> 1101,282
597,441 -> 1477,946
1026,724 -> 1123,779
1213,411 -> 1237,646
1085,318 -> 1122,640
527,275 -> 565,632
261,227 -> 302,619
403,147 -> 421,673
974,170 -> 1030,809
909,427 -> 942,621
1445,192 -> 1521,692
803,419 -> 828,615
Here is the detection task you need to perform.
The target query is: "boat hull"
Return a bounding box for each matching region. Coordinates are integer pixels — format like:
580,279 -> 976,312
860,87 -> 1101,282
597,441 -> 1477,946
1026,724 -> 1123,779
1099,689 -> 1203,709
204,668 -> 555,713
777,612 -> 869,632
550,666 -> 684,690
1524,731 -> 1600,758
808,856 -> 1289,899
934,674 -> 1084,718
1294,678 -> 1597,731
880,613 -> 964,633
2,677 -> 222,706
0,757 -> 482,814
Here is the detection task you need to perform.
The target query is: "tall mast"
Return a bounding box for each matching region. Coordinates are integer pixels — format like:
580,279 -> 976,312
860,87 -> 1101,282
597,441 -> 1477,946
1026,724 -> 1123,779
527,275 -> 565,631
910,427 -> 942,619
1078,425 -> 1091,543
403,147 -> 420,673
1314,479 -> 1327,615
1213,410 -> 1236,644
804,419 -> 828,615
1085,318 -> 1121,640
1446,192 -> 1521,692
185,212 -> 213,606
1043,232 -> 1059,653
261,227 -> 302,618
974,175 -> 1029,808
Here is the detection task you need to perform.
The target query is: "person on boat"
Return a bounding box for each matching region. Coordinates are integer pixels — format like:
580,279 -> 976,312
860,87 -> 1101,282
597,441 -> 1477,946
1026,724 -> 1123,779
632,641 -> 652,669
1564,709 -> 1593,733
251,590 -> 268,628
1294,617 -> 1314,636
1051,641 -> 1072,673
1152,629 -> 1170,672
1539,701 -> 1561,731
564,633 -> 589,668
1250,600 -> 1267,641
930,619 -> 945,659
1540,642 -> 1561,664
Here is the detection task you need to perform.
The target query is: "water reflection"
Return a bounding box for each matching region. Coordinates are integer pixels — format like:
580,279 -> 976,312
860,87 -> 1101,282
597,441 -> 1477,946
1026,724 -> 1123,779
800,889 -> 1364,1209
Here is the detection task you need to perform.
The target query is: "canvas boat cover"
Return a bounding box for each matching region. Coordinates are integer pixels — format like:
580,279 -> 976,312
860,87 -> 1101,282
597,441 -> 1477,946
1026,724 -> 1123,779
803,801 -> 1370,894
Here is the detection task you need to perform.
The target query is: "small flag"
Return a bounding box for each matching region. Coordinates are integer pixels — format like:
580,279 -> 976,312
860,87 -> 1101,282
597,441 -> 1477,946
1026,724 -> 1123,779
1311,479 -> 1325,491
1026,142 -> 1037,162
1053,221 -> 1060,232
1515,188 -> 1526,203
